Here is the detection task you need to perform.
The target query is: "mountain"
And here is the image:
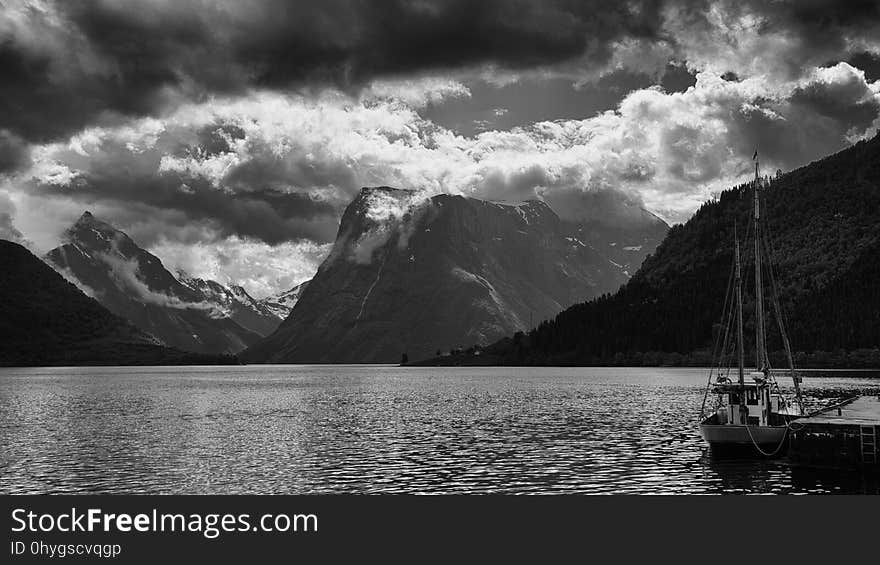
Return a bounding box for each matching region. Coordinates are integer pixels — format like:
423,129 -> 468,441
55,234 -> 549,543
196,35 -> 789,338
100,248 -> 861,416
0,239 -> 234,366
257,281 -> 310,320
45,212 -> 261,355
177,272 -> 284,336
452,134 -> 880,367
575,208 -> 671,275
244,186 -> 668,363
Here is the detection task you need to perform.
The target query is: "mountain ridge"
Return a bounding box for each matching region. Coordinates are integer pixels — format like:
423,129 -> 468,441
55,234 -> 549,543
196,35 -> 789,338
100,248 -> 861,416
176,271 -> 284,337
244,187 -> 667,363
46,212 -> 262,354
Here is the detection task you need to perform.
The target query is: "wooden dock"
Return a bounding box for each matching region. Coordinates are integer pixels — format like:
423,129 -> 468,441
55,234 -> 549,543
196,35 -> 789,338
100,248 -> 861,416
788,395 -> 880,470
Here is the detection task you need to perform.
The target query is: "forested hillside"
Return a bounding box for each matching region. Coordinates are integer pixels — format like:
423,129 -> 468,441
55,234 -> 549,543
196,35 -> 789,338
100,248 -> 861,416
438,134 -> 880,367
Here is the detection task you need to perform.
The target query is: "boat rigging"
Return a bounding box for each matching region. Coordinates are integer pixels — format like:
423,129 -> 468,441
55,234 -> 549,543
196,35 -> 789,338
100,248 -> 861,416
699,151 -> 805,457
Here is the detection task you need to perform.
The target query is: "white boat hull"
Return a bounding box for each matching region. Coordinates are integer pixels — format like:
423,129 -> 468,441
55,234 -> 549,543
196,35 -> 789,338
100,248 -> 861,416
699,420 -> 789,457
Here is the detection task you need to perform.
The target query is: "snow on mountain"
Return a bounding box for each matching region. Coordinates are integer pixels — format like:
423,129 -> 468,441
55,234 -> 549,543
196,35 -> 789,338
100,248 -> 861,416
45,212 -> 262,354
176,272 -> 285,336
257,281 -> 310,320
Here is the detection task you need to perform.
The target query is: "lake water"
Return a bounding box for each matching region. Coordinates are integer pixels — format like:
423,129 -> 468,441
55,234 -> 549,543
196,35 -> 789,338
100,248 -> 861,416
1,366 -> 878,495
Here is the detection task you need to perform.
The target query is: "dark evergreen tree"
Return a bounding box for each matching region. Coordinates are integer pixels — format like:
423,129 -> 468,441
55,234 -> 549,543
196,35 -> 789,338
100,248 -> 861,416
475,134 -> 880,367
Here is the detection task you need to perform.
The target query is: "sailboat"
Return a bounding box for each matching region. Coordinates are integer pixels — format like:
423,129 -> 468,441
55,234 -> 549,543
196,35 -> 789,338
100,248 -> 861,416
698,153 -> 805,457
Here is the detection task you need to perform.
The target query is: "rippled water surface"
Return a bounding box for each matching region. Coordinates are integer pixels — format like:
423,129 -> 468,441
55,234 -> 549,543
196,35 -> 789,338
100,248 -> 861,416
1,366 -> 878,494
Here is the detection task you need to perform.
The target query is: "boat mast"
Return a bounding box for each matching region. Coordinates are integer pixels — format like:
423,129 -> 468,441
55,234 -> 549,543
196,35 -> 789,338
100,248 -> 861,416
753,152 -> 805,415
735,224 -> 745,389
753,154 -> 767,372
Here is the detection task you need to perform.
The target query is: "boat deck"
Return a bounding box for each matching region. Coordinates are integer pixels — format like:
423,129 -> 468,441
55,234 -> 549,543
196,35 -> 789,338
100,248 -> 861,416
788,395 -> 880,471
799,395 -> 880,426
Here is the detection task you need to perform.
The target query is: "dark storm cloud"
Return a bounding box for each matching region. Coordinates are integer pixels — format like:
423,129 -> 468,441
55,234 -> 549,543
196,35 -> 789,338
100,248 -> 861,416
0,130 -> 31,174
721,66 -> 880,174
224,149 -> 359,200
2,0 -> 668,142
55,174 -> 339,246
4,0 -> 880,243
220,0 -> 665,85
4,0 -> 880,144
192,124 -> 247,158
31,136 -> 340,246
845,52 -> 880,82
790,76 -> 880,129
660,64 -> 697,93
758,0 -> 880,42
719,0 -> 880,75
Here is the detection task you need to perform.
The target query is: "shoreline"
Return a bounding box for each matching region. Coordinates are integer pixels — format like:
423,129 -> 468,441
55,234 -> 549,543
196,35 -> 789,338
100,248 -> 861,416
1,363 -> 880,377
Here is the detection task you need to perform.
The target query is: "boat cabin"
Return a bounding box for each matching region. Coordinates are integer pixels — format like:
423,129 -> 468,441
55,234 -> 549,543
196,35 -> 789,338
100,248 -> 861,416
709,372 -> 787,426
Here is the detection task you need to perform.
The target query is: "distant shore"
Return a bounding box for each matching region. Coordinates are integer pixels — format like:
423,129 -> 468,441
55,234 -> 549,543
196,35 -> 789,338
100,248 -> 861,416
407,343 -> 880,369
405,353 -> 880,374
1,361 -> 879,375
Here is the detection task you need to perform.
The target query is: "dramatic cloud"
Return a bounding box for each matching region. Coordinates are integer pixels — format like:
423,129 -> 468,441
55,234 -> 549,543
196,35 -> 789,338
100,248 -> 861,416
3,0 -> 880,294
3,0 -> 878,142
0,130 -> 31,174
347,190 -> 434,265
664,0 -> 880,79
150,238 -> 329,299
25,115 -> 341,246
95,250 -> 224,316
1,0 -> 666,142
0,190 -> 28,245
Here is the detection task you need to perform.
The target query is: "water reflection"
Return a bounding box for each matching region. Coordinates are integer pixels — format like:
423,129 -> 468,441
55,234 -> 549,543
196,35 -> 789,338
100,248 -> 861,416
0,366 -> 877,494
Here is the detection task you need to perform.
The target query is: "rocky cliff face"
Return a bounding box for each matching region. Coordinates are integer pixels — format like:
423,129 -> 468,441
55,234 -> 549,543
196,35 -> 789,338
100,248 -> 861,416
46,212 -> 261,354
244,187 -> 667,363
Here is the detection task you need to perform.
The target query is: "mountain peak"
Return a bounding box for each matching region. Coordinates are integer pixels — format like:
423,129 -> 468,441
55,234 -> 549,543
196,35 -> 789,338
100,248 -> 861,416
359,186 -> 412,196
353,186 -> 419,212
73,210 -> 108,227
46,221 -> 269,353
244,186 -> 668,363
70,210 -> 123,237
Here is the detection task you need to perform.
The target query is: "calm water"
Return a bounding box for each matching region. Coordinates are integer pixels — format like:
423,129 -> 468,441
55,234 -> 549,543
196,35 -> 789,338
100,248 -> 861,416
0,366 -> 878,495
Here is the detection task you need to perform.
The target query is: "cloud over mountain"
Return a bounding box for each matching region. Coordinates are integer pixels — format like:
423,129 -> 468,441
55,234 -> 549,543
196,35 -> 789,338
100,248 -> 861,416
0,191 -> 28,245
2,0 -> 880,296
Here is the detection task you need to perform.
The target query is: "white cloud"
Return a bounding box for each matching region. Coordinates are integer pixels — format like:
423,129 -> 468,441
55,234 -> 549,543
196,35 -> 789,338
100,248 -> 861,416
94,250 -> 222,315
363,77 -> 471,108
6,47 -> 880,294
349,190 -> 432,264
150,237 -> 329,299
0,190 -> 30,246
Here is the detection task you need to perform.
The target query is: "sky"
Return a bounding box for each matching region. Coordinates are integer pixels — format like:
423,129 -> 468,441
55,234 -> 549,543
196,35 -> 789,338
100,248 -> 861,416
1,0 -> 880,298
